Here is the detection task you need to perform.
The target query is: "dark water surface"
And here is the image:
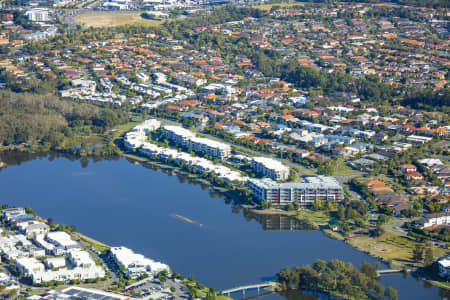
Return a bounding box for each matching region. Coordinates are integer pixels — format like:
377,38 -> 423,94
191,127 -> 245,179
0,153 -> 448,300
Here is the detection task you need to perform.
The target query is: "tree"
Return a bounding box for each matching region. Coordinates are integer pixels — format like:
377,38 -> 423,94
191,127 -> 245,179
313,259 -> 327,272
25,206 -> 36,216
412,244 -> 424,263
360,262 -> 377,279
205,288 -> 216,300
385,286 -> 398,300
7,289 -> 17,299
377,214 -> 390,225
188,289 -> 196,299
119,264 -> 126,273
374,224 -> 385,237
424,247 -> 434,266
374,282 -> 385,298
313,198 -> 323,211
327,201 -> 334,210
337,204 -> 346,220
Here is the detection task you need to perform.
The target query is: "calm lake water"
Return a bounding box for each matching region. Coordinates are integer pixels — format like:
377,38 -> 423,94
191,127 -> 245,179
0,153 -> 448,300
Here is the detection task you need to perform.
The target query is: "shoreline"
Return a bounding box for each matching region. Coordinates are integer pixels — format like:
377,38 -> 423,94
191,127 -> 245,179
123,151 -> 450,291
2,149 -> 449,291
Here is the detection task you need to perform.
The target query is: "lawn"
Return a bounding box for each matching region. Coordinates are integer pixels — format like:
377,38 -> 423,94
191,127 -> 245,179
251,207 -> 330,227
216,296 -> 233,300
112,120 -> 142,133
295,209 -> 331,226
75,12 -> 164,28
348,231 -> 447,267
73,232 -> 110,253
333,159 -> 362,176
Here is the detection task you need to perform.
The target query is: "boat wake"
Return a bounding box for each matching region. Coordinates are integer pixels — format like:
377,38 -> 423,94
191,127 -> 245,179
170,213 -> 205,228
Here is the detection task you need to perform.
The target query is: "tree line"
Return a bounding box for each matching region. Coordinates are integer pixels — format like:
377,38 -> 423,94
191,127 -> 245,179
0,91 -> 128,148
278,259 -> 398,299
402,88 -> 450,112
291,0 -> 449,9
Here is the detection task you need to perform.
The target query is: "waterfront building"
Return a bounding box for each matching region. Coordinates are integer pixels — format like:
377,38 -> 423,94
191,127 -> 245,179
250,157 -> 290,181
1,207 -> 26,221
161,125 -> 194,147
247,176 -> 344,205
46,231 -> 80,252
124,119 -> 161,149
109,246 -> 169,279
438,256 -> 450,279
189,137 -> 231,159
17,221 -> 49,238
161,125 -> 230,159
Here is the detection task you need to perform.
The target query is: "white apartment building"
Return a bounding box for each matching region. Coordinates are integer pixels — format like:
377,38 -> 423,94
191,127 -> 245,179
438,256 -> 450,279
46,231 -> 80,250
247,177 -> 344,205
17,221 -> 49,238
25,8 -> 51,22
124,119 -> 161,149
109,246 -> 169,279
161,125 -> 230,159
250,157 -> 290,181
161,125 -> 195,147
1,208 -> 26,221
189,137 -> 231,159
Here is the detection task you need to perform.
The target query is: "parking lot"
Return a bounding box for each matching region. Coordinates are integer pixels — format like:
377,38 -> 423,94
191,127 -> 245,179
126,278 -> 189,300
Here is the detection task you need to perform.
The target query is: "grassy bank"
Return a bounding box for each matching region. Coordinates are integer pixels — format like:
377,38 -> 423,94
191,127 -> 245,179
72,232 -> 110,253
345,231 -> 447,268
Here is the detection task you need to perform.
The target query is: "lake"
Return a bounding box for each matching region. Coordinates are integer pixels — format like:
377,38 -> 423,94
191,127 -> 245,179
0,153 -> 448,300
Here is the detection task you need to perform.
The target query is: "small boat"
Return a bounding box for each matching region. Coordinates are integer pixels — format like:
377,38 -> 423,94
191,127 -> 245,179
171,214 -> 204,228
171,214 -> 195,224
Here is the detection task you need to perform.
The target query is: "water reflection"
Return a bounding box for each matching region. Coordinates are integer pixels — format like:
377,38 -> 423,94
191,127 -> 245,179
0,150 -> 120,170
244,210 -> 316,231
231,290 -> 332,300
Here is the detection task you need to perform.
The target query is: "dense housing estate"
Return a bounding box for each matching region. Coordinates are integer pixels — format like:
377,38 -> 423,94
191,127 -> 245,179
15,252 -> 105,284
0,208 -> 106,285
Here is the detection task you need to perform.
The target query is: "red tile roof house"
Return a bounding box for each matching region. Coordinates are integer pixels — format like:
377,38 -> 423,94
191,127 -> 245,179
399,164 -> 417,173
405,171 -> 424,180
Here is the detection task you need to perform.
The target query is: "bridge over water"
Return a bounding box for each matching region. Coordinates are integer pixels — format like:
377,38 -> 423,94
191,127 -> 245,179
377,268 -> 410,275
221,282 -> 277,297
221,270 -> 407,297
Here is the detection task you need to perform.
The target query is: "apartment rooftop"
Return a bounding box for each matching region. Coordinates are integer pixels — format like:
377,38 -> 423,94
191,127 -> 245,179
251,157 -> 289,172
249,176 -> 342,190
162,125 -> 195,138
